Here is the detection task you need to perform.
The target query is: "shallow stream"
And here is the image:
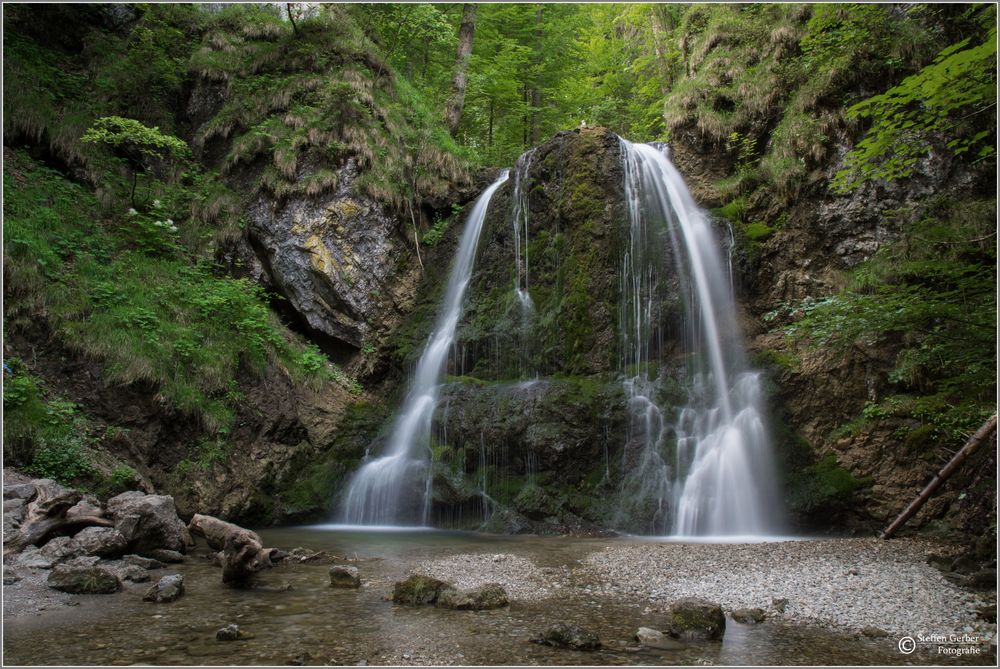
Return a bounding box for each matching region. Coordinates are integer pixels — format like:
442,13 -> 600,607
2,528 -> 989,666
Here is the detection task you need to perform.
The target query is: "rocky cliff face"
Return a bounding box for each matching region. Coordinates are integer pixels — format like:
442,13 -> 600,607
244,158 -> 421,352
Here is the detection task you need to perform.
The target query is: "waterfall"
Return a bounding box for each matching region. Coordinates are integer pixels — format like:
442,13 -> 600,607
618,139 -> 782,536
511,148 -> 536,311
340,170 -> 510,526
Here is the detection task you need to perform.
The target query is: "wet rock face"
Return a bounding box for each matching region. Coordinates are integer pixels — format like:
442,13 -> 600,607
428,377 -> 626,531
247,159 -> 416,350
459,127 -> 641,378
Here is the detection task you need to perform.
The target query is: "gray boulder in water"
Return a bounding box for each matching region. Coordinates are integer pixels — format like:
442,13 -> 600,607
668,598 -> 726,640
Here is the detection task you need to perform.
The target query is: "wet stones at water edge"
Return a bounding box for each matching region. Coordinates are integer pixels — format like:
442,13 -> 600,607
436,583 -> 508,610
731,607 -> 767,624
216,623 -> 253,641
391,574 -> 510,610
635,627 -> 685,650
47,562 -> 121,594
329,565 -> 361,588
123,554 -> 167,570
392,574 -> 448,605
143,574 -> 185,603
668,598 -> 726,641
531,623 -> 602,651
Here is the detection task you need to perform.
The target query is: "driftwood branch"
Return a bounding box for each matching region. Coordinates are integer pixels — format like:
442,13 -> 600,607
5,480 -> 112,553
188,513 -> 273,587
881,414 -> 997,540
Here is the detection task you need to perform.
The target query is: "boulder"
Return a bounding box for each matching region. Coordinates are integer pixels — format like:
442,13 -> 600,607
392,574 -> 448,605
70,527 -> 128,558
668,598 -> 726,641
38,536 -> 83,564
107,491 -> 187,554
731,607 -> 766,624
329,565 -> 361,589
636,627 -> 685,650
143,574 -> 185,603
47,563 -> 121,594
532,623 -> 601,651
123,554 -> 167,570
216,623 -> 251,641
144,549 -> 185,564
435,583 -> 508,610
118,564 -> 151,583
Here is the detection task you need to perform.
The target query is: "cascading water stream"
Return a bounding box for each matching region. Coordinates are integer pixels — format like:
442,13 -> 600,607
340,171 -> 510,526
618,139 -> 782,536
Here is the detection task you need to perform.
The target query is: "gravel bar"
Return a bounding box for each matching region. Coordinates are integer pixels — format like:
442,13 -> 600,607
583,538 -> 995,637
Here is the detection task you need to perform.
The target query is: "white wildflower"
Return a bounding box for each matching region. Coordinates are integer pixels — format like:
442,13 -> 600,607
127,208 -> 138,216
169,225 -> 178,233
153,220 -> 164,227
152,199 -> 162,208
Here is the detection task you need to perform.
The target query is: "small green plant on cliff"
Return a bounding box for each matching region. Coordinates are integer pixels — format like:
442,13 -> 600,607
81,116 -> 191,207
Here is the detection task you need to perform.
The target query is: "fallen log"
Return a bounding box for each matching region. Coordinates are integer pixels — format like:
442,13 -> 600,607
881,414 -> 997,540
188,513 -> 272,587
5,480 -> 112,553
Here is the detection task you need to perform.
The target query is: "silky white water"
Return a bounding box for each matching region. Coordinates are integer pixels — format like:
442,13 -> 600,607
340,171 -> 510,525
618,139 -> 782,536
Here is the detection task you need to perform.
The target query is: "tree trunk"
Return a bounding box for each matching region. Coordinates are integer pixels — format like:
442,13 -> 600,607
5,480 -> 112,554
649,8 -> 673,94
881,414 -> 997,539
188,513 -> 274,587
286,3 -> 299,36
528,4 -> 543,144
488,98 -> 494,147
444,4 -> 477,136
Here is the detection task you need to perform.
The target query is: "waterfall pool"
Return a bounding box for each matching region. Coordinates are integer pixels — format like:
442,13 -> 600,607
3,527 -> 992,666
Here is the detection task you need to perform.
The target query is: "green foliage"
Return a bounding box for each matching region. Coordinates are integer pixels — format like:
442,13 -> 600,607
81,116 -> 190,161
785,197 -> 996,445
3,151 -> 328,434
421,214 -> 451,246
787,454 -> 870,515
3,361 -> 94,484
833,28 -> 997,191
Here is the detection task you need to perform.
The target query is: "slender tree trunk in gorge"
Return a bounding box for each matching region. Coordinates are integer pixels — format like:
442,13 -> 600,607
286,3 -> 299,36
529,4 -> 543,144
488,98 -> 494,147
649,9 -> 673,94
444,4 -> 477,136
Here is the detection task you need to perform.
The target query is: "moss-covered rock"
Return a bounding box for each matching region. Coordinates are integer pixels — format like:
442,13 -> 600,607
392,574 -> 449,606
668,598 -> 726,640
435,583 -> 508,610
